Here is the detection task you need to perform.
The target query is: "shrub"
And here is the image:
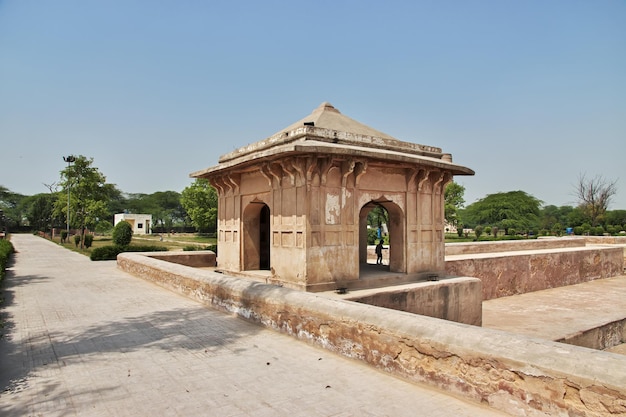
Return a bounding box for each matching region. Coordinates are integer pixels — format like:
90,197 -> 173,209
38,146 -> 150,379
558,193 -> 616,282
74,234 -> 81,247
474,225 -> 483,239
0,239 -> 15,280
112,221 -> 133,246
84,234 -> 94,248
183,244 -> 219,252
367,228 -> 378,245
457,224 -> 464,237
573,226 -> 583,236
183,245 -> 204,251
484,226 -> 492,236
90,244 -> 167,261
90,245 -> 125,261
61,230 -> 68,243
508,228 -> 516,236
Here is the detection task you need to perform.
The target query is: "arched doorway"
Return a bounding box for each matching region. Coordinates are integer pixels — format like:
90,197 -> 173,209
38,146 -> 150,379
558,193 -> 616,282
242,202 -> 271,271
359,200 -> 405,273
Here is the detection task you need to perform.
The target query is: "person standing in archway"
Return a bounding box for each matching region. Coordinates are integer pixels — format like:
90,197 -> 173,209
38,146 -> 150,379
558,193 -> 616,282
375,240 -> 386,265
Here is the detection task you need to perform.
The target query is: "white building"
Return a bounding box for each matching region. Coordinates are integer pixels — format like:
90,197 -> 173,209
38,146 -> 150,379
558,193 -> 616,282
114,213 -> 152,235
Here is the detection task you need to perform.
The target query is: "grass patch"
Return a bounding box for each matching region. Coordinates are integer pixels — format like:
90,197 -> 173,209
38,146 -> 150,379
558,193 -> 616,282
48,234 -> 190,256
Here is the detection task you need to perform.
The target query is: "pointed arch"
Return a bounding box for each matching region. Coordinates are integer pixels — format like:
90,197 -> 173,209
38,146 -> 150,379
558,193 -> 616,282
242,202 -> 271,271
358,199 -> 405,273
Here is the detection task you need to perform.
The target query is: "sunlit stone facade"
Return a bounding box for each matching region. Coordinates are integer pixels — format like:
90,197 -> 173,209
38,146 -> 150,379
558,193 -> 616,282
191,103 -> 473,291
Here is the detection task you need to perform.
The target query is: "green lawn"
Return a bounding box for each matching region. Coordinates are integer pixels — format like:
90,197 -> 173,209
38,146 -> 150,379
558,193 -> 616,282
50,233 -> 216,256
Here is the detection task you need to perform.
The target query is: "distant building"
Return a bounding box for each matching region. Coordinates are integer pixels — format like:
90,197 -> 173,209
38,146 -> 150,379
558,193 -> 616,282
114,213 -> 152,235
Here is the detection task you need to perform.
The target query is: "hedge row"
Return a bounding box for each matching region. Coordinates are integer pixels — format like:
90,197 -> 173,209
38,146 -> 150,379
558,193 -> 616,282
90,244 -> 167,261
0,239 -> 15,279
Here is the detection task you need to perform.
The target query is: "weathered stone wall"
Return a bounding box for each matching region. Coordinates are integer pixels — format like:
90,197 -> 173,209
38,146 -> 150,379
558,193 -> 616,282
556,318 -> 626,351
445,237 -> 587,256
118,253 -> 626,417
345,278 -> 482,326
147,251 -> 216,268
446,246 -> 624,300
585,236 -> 626,245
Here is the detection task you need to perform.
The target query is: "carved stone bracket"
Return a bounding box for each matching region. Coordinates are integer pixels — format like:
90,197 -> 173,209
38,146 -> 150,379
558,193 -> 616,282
291,157 -> 305,186
305,156 -> 317,183
341,159 -> 356,188
417,169 -> 430,192
279,160 -> 296,187
354,161 -> 367,187
226,174 -> 240,195
266,162 -> 282,188
433,171 -> 445,194
209,177 -> 226,196
407,168 -> 424,192
440,172 -> 453,194
260,164 -> 274,188
319,157 -> 334,186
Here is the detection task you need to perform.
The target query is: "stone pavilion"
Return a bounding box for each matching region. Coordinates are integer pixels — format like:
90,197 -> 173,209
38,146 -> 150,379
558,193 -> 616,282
191,102 -> 474,291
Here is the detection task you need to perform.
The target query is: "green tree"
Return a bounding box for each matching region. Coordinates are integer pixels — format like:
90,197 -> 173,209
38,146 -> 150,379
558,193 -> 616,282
539,205 -> 574,231
55,156 -> 114,248
566,206 -> 587,228
574,173 -> 618,227
151,191 -> 186,232
0,186 -> 27,230
463,191 -> 542,235
444,182 -> 465,229
367,205 -> 389,230
605,210 -> 626,229
25,193 -> 60,233
180,179 -> 218,233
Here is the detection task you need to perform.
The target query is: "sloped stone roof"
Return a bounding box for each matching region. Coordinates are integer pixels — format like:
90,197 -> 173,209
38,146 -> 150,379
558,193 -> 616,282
191,102 -> 474,177
276,102 -> 396,140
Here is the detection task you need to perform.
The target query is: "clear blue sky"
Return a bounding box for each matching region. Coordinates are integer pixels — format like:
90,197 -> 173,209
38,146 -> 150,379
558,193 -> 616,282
1,1 -> 625,209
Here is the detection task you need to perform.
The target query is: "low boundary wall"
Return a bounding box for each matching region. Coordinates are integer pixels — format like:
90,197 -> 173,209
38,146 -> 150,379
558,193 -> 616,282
445,237 -> 587,256
446,246 -> 624,301
118,253 -> 626,417
345,278 -> 483,326
147,251 -> 216,268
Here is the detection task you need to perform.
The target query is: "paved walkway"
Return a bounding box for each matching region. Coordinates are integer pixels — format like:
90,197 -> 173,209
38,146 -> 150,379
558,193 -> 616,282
0,234 -> 507,417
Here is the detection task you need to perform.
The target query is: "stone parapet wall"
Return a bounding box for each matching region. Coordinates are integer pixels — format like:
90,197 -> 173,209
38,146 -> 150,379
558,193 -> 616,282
585,236 -> 626,245
445,237 -> 586,256
118,253 -> 626,417
344,278 -> 483,326
446,246 -> 624,300
147,251 -> 216,268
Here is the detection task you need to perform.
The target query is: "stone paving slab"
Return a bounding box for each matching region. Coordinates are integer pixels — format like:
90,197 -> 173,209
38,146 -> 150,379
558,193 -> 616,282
0,234 -> 507,417
482,274 -> 626,342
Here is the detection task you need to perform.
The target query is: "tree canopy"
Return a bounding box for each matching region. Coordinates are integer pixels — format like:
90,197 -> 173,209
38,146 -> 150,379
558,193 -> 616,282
573,174 -> 618,226
444,182 -> 465,228
55,155 -> 117,247
461,191 -> 542,234
180,179 -> 217,233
